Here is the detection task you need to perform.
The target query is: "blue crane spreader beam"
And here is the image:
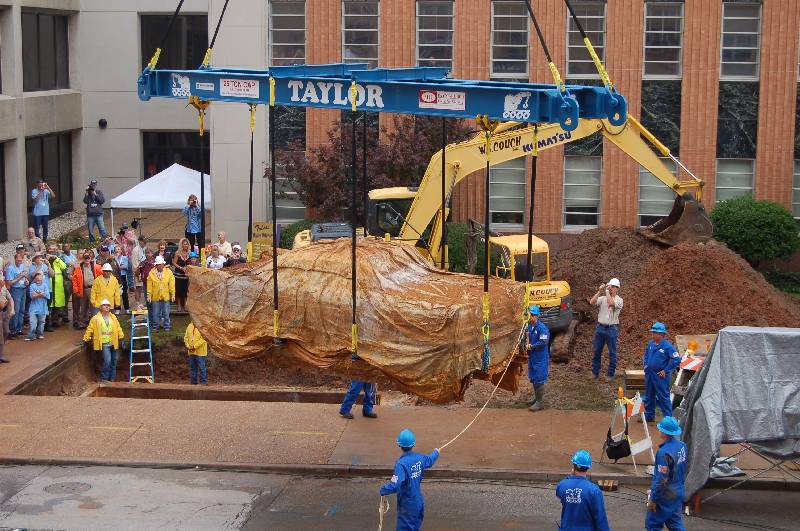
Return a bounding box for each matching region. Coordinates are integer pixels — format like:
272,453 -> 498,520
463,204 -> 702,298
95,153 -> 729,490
137,63 -> 627,131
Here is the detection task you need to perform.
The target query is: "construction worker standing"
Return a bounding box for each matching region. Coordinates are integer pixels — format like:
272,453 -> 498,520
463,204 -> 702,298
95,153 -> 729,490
590,278 -> 623,379
646,417 -> 687,531
526,305 -> 550,412
339,381 -> 377,419
642,322 -> 680,423
379,429 -> 440,531
556,450 -> 610,531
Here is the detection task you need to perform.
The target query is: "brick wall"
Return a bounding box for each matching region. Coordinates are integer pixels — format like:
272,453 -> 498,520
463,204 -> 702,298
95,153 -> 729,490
755,0 -> 800,206
306,0 -> 342,150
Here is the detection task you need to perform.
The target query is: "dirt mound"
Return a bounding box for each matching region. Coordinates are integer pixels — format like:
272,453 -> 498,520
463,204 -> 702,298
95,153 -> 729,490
552,229 -> 800,376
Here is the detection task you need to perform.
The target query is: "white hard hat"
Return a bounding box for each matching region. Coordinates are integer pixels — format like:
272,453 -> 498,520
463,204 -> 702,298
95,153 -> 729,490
102,263 -> 113,272
100,299 -> 111,306
608,278 -> 621,287
154,256 -> 166,265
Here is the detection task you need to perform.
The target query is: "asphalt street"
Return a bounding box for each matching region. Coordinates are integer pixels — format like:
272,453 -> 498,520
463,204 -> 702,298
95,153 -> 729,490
0,465 -> 795,530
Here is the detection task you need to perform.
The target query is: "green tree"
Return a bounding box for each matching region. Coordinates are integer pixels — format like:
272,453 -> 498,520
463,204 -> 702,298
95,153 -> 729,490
711,195 -> 800,267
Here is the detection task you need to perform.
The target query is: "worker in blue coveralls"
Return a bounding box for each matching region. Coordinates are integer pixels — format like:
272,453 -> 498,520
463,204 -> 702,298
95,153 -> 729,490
642,322 -> 680,423
526,305 -> 550,412
380,429 -> 440,531
556,450 -> 610,531
646,416 -> 687,531
339,380 -> 378,419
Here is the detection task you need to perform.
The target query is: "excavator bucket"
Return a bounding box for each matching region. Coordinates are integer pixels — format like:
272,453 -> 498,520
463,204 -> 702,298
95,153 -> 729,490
639,193 -> 713,246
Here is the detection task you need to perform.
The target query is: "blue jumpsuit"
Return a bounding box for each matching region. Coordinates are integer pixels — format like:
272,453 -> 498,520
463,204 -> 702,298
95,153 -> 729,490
643,339 -> 680,421
647,438 -> 687,530
339,380 -> 376,416
555,475 -> 611,531
527,320 -> 550,385
380,449 -> 440,531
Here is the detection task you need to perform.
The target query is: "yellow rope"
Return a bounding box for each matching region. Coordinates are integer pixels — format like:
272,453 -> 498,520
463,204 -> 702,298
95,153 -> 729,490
377,496 -> 390,531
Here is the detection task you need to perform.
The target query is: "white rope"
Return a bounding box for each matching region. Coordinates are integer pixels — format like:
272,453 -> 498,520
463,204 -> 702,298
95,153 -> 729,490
377,495 -> 390,531
439,323 -> 527,450
376,322 -> 527,530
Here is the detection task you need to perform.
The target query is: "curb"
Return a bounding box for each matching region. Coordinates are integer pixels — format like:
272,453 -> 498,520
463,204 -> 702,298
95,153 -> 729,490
0,456 -> 796,491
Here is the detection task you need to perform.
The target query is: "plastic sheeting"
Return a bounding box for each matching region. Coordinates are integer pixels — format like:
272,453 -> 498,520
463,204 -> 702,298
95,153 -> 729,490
676,326 -> 800,499
186,238 -> 528,403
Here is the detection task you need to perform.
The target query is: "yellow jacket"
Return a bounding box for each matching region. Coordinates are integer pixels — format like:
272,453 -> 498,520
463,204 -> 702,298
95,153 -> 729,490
90,275 -> 121,308
83,312 -> 125,350
147,267 -> 175,302
184,323 -> 208,356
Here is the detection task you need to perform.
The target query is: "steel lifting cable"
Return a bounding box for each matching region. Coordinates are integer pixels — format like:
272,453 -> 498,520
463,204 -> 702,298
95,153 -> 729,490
440,117 -> 447,270
563,0 -> 614,91
146,0 -> 185,69
201,0 -> 231,67
523,0 -> 566,93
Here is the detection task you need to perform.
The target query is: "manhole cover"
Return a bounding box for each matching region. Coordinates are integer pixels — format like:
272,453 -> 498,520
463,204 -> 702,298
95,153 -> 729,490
43,482 -> 92,494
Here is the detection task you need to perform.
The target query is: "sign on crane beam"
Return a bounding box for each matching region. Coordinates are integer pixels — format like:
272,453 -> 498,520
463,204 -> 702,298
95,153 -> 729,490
137,63 -> 627,131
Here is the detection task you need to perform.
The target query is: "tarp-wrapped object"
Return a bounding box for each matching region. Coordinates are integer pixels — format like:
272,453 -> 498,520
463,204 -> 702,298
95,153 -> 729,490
676,326 -> 800,499
187,238 -> 528,403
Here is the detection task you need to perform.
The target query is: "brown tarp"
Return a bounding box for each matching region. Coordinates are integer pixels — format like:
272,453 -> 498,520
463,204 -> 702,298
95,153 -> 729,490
186,238 -> 528,403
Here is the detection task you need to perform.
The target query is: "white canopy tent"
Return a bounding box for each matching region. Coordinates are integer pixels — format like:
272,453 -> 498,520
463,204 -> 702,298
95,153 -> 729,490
109,163 -> 211,234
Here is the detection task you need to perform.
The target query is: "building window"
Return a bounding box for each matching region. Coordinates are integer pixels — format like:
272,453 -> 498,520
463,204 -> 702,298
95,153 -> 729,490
639,159 -> 678,227
0,146 -> 6,241
792,161 -> 800,219
490,1 -> 528,80
275,177 -> 306,223
489,159 -> 525,230
416,1 -> 454,69
643,2 -> 683,79
717,81 -> 759,159
566,1 -> 606,78
716,159 -> 754,202
564,156 -> 601,227
140,15 -> 208,70
720,2 -> 761,80
270,0 -> 305,65
274,105 -> 307,222
142,132 -> 210,179
25,133 -> 72,216
342,0 -> 380,68
22,12 -> 69,91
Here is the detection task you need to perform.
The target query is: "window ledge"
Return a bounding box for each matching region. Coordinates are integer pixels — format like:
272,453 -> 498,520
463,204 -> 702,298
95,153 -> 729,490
22,88 -> 80,98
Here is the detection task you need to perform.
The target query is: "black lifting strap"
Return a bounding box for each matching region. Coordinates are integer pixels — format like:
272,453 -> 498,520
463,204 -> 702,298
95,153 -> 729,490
145,0 -> 185,69
269,101 -> 280,339
247,104 -> 255,242
441,117 -> 447,270
362,113 -> 368,233
525,125 -> 538,282
350,111 -> 358,354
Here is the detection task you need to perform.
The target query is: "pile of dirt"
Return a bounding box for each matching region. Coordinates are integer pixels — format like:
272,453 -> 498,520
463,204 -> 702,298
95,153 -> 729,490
551,229 -> 800,378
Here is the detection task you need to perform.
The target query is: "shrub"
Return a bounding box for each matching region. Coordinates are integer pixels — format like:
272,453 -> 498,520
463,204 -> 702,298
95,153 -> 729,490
764,270 -> 800,295
711,195 -> 800,267
279,219 -> 321,249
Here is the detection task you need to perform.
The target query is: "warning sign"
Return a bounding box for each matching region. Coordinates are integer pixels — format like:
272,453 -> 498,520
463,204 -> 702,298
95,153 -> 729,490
418,90 -> 466,111
220,79 -> 259,98
251,221 -> 274,261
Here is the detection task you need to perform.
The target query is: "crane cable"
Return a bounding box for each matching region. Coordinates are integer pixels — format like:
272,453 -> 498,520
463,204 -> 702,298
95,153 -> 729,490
350,85 -> 359,354
146,0 -> 185,69
201,0 -> 231,67
524,126 -> 539,322
268,88 -> 280,338
563,0 -> 614,91
523,0 -> 566,93
477,116 -> 498,373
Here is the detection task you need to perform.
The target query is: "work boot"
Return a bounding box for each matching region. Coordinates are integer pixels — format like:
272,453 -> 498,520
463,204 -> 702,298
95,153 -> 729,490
363,411 -> 378,419
339,411 -> 354,420
526,391 -> 537,405
528,385 -> 545,412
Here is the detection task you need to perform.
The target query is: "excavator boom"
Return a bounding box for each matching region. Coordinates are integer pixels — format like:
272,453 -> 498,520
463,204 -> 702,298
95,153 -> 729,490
388,116 -> 711,259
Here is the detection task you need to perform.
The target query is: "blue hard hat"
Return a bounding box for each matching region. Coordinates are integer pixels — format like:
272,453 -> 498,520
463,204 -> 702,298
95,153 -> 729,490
657,416 -> 682,436
650,321 -> 667,334
528,305 -> 541,316
397,429 -> 416,449
571,449 -> 592,469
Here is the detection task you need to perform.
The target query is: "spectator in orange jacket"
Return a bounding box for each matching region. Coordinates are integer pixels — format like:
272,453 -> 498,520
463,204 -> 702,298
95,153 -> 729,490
72,251 -> 102,328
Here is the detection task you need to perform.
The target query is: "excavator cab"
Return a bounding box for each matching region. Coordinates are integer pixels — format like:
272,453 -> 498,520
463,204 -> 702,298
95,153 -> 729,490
486,233 -> 573,334
366,187 -> 419,239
